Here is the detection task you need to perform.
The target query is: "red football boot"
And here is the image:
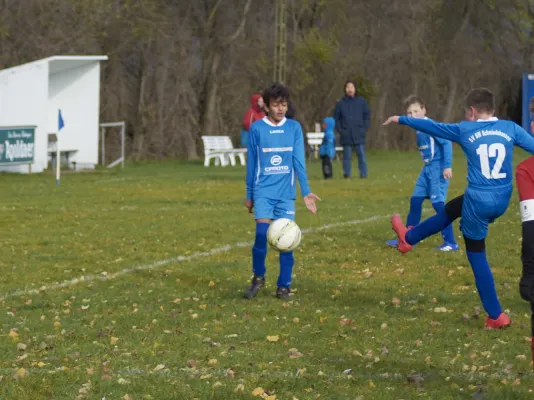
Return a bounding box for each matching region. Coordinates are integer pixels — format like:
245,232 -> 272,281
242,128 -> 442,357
484,313 -> 511,330
391,214 -> 413,254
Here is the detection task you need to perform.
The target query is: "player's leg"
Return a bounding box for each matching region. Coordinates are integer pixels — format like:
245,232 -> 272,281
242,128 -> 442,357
391,194 -> 463,253
407,169 -> 427,227
321,155 -> 333,179
355,144 -> 367,178
386,170 -> 425,248
516,160 -> 534,303
461,190 -> 511,329
342,145 -> 352,178
274,201 -> 296,300
432,172 -> 459,251
463,235 -> 509,328
244,198 -> 273,299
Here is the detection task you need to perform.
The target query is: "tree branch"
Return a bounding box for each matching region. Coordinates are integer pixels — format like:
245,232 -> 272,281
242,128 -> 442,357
227,0 -> 252,42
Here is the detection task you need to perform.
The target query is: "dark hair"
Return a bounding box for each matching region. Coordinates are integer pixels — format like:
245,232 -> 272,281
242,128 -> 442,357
263,83 -> 290,106
403,94 -> 426,110
465,88 -> 495,113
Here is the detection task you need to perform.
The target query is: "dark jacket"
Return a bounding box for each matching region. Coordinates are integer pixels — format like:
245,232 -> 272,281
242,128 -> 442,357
286,103 -> 296,119
333,95 -> 370,145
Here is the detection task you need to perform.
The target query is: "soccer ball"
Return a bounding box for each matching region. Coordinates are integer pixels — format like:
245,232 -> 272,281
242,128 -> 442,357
267,218 -> 302,252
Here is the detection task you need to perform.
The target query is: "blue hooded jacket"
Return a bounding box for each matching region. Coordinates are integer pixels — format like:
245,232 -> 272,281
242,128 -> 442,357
319,117 -> 336,158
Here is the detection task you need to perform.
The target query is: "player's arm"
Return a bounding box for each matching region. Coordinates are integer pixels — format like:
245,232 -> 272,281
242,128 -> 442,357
293,125 -> 320,214
514,124 -> 534,154
436,137 -> 453,179
383,116 -> 461,143
245,127 -> 258,211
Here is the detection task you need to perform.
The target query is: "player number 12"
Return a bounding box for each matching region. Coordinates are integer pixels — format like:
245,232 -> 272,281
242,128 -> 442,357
476,143 -> 506,179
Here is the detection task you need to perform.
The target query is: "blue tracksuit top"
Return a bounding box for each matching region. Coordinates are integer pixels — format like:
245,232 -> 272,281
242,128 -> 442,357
246,117 -> 311,201
399,116 -> 534,189
416,118 -> 453,168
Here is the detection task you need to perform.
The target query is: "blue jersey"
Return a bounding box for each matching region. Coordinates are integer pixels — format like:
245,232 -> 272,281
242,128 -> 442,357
246,117 -> 311,201
416,118 -> 452,167
399,116 -> 534,189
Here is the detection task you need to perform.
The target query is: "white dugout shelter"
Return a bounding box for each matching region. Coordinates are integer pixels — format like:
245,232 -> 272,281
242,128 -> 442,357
0,55 -> 108,173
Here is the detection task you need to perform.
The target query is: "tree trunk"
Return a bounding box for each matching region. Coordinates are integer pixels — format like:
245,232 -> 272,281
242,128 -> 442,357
201,51 -> 221,137
442,73 -> 457,122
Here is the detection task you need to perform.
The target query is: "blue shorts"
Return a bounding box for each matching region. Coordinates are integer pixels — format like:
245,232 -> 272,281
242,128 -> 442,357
254,198 -> 295,221
412,163 -> 449,203
460,187 -> 512,240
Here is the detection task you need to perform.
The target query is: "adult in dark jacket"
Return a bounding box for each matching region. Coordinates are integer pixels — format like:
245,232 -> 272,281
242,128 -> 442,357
286,103 -> 296,119
333,81 -> 371,178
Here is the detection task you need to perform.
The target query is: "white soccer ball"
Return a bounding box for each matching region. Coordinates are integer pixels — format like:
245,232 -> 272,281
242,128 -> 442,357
267,218 -> 302,252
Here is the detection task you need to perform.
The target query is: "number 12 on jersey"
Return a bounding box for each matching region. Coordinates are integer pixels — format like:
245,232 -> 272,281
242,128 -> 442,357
476,143 -> 506,179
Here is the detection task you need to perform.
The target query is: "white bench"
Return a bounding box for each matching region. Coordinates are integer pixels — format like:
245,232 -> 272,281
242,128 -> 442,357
201,136 -> 247,167
305,132 -> 343,160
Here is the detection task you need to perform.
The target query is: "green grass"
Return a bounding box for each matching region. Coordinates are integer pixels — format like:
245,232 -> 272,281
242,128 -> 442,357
1,150 -> 534,399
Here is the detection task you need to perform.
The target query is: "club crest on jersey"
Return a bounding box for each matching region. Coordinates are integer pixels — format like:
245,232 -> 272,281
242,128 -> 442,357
270,155 -> 282,166
264,154 -> 289,174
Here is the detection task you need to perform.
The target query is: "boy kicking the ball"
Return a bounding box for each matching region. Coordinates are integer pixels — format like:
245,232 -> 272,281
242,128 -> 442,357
383,88 -> 534,329
244,83 -> 320,300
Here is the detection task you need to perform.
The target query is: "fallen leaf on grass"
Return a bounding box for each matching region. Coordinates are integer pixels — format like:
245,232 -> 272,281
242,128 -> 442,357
288,348 -> 303,359
153,364 -> 165,372
252,387 -> 265,396
209,281 -> 216,288
267,335 -> 279,342
13,368 -> 26,379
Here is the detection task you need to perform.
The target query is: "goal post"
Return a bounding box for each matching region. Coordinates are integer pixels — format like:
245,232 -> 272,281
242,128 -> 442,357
100,121 -> 125,168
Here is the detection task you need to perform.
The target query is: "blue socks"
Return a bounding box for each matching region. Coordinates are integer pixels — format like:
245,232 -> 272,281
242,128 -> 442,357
252,223 -> 269,277
278,252 -> 294,289
406,206 -> 455,246
432,202 -> 457,245
467,250 -> 502,319
252,222 -> 295,288
406,196 -> 424,227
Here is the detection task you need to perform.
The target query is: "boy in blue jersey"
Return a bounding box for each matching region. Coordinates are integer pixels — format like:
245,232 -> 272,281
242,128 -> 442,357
386,95 -> 459,251
244,83 -> 320,300
383,88 -> 534,329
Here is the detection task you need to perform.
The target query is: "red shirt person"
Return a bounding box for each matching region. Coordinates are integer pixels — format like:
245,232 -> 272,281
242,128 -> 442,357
241,94 -> 266,148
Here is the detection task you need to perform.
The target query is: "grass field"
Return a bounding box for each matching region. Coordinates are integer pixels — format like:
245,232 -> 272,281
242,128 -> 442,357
1,150 -> 534,399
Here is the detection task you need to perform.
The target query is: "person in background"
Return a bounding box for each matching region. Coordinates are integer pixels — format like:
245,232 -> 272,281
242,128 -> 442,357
241,94 -> 265,148
319,117 -> 336,179
333,80 -> 371,178
286,103 -> 296,119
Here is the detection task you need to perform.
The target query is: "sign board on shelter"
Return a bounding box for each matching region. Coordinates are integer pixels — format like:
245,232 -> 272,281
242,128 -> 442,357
0,127 -> 36,164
